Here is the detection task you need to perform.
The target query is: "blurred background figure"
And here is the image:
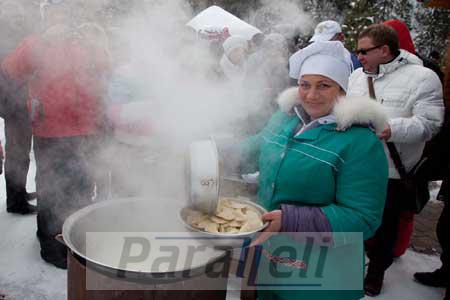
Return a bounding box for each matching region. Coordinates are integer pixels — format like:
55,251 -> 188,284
247,32 -> 264,55
0,1 -> 36,215
245,33 -> 290,133
40,0 -> 74,29
219,35 -> 249,83
414,115 -> 449,300
247,33 -> 290,94
430,49 -> 441,66
249,33 -> 291,134
0,1 -> 29,58
310,20 -> 362,70
1,0 -> 111,269
105,36 -> 156,199
77,22 -> 113,202
197,25 -> 230,69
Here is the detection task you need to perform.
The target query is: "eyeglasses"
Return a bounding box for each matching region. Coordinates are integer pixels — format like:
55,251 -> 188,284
355,44 -> 383,55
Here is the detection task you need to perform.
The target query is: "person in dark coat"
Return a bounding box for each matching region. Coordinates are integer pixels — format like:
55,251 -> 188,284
0,1 -> 36,215
413,50 -> 450,300
413,109 -> 449,299
2,1 -> 111,269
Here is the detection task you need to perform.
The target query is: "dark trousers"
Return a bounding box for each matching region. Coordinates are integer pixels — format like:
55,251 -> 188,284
437,180 -> 449,296
4,109 -> 32,210
437,198 -> 449,275
33,136 -> 95,254
366,179 -> 405,272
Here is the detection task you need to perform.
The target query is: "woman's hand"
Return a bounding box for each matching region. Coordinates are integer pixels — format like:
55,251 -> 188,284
262,210 -> 282,232
251,210 -> 282,246
378,124 -> 392,140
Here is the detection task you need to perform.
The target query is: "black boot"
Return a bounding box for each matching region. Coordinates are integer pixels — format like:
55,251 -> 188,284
6,203 -> 37,215
40,249 -> 67,269
38,232 -> 67,269
414,269 -> 448,288
364,265 -> 385,297
6,189 -> 37,215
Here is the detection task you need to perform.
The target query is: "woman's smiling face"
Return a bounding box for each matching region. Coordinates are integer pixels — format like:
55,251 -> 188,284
298,74 -> 344,119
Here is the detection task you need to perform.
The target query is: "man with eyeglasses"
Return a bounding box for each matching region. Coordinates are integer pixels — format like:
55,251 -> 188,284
347,23 -> 444,297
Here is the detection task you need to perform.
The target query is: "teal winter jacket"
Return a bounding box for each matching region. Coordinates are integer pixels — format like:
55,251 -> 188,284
241,88 -> 389,300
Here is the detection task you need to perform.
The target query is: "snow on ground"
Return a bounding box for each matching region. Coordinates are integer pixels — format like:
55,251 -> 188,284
0,119 -> 446,299
0,119 -> 66,300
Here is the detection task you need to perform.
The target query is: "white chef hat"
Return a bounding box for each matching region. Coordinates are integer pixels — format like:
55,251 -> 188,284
222,35 -> 248,56
310,20 -> 342,42
289,41 -> 352,92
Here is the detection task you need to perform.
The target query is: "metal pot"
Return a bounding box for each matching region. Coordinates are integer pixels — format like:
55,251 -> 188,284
66,249 -> 229,300
186,139 -> 220,215
62,198 -> 227,283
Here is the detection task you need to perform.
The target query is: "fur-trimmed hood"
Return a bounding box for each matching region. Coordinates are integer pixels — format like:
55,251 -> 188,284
276,87 -> 387,134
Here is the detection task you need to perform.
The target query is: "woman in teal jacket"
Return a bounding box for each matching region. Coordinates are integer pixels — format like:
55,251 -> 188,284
240,41 -> 389,299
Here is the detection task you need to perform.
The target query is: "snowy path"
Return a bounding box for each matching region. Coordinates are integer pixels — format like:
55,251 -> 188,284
0,119 -> 446,299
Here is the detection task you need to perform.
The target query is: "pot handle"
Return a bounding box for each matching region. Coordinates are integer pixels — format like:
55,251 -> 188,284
55,234 -> 67,246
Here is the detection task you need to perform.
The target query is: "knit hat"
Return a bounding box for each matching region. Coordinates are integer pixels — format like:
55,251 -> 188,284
289,41 -> 352,91
222,35 -> 248,56
310,20 -> 342,42
384,19 -> 416,54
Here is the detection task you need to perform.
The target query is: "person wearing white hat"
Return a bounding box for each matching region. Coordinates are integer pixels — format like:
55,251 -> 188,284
310,20 -> 343,43
288,40 -> 352,93
240,41 -> 389,300
310,20 -> 362,70
219,35 -> 249,82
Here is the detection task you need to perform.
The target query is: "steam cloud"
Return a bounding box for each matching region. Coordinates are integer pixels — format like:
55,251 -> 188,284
1,0 -> 315,204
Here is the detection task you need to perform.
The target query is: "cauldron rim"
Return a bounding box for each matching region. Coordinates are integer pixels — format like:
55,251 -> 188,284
62,198 -> 228,281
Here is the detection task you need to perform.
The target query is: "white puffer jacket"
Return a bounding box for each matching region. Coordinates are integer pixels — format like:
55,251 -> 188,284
347,50 -> 444,178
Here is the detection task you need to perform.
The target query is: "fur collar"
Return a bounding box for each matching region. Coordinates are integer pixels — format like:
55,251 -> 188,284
276,87 -> 387,134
